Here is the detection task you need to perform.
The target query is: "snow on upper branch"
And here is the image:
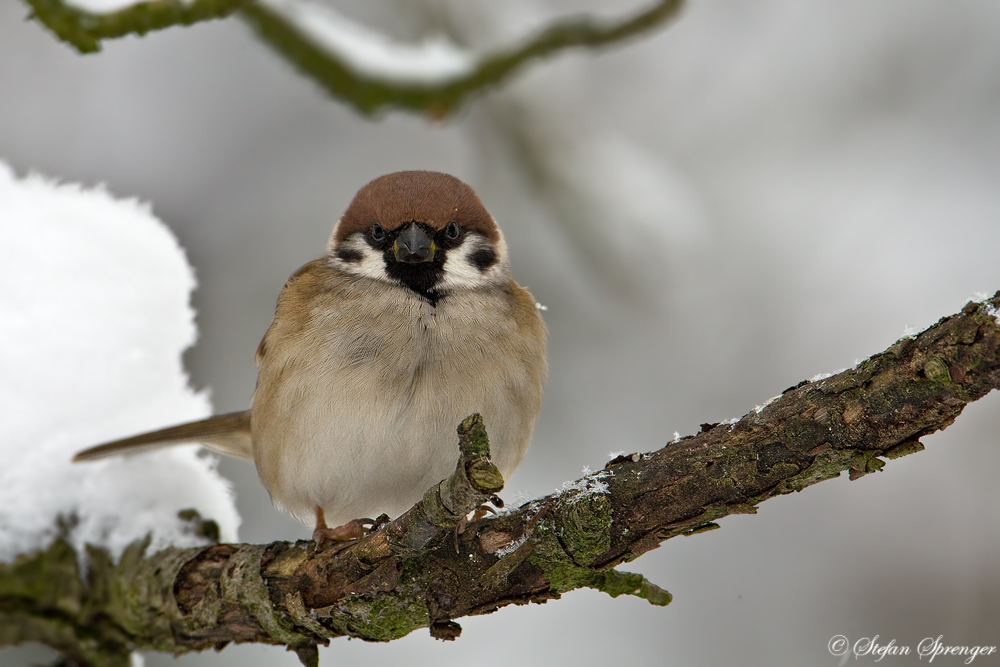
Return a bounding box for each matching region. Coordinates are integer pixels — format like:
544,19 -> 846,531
64,0 -> 193,15
259,0 -> 474,84
0,161 -> 239,563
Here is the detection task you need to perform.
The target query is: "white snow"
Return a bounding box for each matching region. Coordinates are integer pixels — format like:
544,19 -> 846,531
971,290 -> 1000,323
984,303 -> 1000,326
753,394 -> 781,414
809,369 -> 846,382
63,0 -> 193,16
969,291 -> 990,304
0,162 -> 239,563
258,0 -> 474,84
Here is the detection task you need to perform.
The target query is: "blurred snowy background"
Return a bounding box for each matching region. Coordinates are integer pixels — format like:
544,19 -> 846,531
3,0 -> 1000,665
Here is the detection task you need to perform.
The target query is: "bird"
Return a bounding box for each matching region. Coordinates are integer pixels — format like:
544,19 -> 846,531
74,171 -> 548,543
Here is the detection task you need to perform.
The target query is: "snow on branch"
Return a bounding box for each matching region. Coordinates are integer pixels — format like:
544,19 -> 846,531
241,0 -> 685,116
24,0 -> 685,116
0,161 -> 239,565
254,0 -> 474,85
4,283 -> 1000,666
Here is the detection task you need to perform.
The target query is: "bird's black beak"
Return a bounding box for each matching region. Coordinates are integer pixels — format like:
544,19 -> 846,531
393,223 -> 436,263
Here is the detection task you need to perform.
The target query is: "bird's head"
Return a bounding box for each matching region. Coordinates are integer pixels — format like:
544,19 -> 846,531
328,171 -> 509,302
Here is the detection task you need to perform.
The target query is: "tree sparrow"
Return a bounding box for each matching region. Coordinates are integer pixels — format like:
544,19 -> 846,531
75,171 -> 548,542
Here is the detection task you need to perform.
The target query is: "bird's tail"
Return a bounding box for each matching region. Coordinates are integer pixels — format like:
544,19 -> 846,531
73,411 -> 253,462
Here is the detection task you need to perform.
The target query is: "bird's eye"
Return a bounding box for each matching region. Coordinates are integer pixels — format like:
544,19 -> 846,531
445,221 -> 460,240
370,223 -> 385,242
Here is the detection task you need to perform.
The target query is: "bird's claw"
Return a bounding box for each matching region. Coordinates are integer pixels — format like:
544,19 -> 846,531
312,516 -> 374,547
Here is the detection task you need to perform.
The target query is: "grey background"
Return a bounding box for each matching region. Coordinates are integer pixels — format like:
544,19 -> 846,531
3,0 -> 1000,665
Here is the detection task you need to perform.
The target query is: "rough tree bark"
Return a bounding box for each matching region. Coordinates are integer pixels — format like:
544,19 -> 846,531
4,293 -> 1000,667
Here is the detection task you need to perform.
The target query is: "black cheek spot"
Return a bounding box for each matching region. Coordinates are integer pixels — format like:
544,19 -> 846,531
469,247 -> 497,272
336,247 -> 364,263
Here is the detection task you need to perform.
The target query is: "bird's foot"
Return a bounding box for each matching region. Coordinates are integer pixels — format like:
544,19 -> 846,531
453,499 -> 503,549
312,506 -> 376,547
312,518 -> 373,547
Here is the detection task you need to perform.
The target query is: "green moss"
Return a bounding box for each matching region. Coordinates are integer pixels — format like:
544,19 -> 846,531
923,356 -> 952,383
554,494 -> 613,567
466,460 -> 504,495
329,558 -> 429,641
683,522 -> 720,536
589,570 -> 672,606
337,591 -> 430,641
0,538 -> 82,615
456,413 -> 490,459
527,520 -> 600,594
0,539 -> 136,667
768,450 -> 849,495
526,514 -> 671,608
26,0 -> 248,53
884,440 -> 925,459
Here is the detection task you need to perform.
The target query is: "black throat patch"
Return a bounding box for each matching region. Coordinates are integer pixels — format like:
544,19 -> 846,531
383,250 -> 446,305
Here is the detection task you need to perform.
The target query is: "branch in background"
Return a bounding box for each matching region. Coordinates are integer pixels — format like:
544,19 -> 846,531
24,0 -> 685,117
241,0 -> 684,116
24,0 -> 250,53
4,293 -> 1000,667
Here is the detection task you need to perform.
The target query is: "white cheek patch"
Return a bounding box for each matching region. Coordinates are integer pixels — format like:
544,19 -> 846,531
438,232 -> 510,291
328,233 -> 392,284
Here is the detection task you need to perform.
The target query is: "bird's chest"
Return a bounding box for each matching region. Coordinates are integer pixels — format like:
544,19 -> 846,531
252,283 -> 540,524
330,298 -> 490,395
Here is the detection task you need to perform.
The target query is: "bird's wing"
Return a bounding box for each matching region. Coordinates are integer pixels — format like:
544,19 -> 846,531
73,411 -> 253,462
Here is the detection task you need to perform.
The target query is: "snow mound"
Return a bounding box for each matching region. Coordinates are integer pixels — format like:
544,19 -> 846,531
0,161 -> 239,563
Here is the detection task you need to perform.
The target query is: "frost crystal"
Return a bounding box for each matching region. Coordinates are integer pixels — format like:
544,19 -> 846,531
510,490 -> 535,507
558,466 -> 612,502
495,534 -> 529,558
984,303 -> 1000,325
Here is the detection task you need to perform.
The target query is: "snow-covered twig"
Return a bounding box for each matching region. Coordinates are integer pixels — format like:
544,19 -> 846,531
25,0 -> 685,116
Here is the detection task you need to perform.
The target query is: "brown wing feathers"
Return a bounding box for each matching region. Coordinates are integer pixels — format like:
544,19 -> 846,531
73,411 -> 253,462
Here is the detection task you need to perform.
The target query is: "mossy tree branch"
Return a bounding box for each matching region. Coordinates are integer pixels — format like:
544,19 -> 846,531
23,0 -> 685,117
239,0 -> 685,117
23,0 -> 251,53
4,293 -> 1000,667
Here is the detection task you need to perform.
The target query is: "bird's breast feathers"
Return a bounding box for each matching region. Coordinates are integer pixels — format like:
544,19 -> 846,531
251,260 -> 546,524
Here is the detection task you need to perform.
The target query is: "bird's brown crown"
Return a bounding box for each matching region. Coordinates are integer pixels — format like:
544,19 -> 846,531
334,171 -> 498,244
